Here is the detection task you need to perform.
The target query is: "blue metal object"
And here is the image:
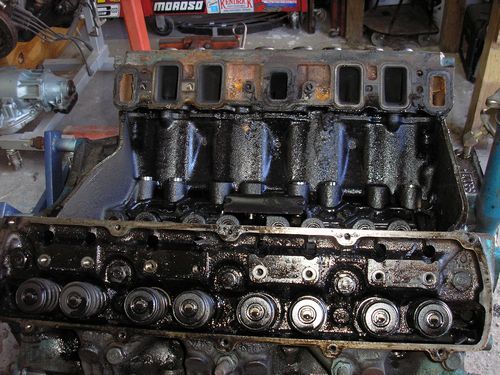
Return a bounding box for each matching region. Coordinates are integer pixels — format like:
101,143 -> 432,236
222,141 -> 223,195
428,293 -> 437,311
0,203 -> 21,218
0,131 -> 78,216
477,124 -> 500,279
43,131 -> 78,208
44,130 -> 64,208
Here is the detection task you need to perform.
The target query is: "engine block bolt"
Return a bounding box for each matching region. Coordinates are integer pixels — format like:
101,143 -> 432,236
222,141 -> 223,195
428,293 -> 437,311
23,324 -> 34,333
331,360 -> 354,375
303,81 -> 315,94
289,296 -> 326,333
215,356 -> 238,375
143,260 -> 158,274
243,81 -> 254,93
413,299 -> 452,337
332,308 -> 350,325
106,260 -> 132,283
135,211 -> 159,222
451,271 -> 472,291
237,293 -> 277,331
111,270 -> 125,281
106,347 -> 125,365
334,272 -> 358,295
37,254 -> 51,268
10,249 -> 28,269
81,256 -> 95,269
358,297 -> 399,336
218,268 -> 243,289
116,331 -> 127,342
444,352 -> 464,371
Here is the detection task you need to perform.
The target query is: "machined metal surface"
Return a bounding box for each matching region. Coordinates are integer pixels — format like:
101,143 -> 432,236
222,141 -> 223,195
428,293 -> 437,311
289,296 -> 327,333
237,293 -> 278,331
412,299 -> 453,338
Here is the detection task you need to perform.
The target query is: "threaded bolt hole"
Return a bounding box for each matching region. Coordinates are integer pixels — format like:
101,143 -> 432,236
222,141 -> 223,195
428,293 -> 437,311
147,234 -> 159,248
43,230 -> 55,245
374,243 -> 386,261
423,245 -> 436,259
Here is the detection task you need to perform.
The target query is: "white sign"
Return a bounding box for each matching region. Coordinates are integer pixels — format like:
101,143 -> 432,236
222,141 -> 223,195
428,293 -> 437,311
97,4 -> 120,18
219,0 -> 254,13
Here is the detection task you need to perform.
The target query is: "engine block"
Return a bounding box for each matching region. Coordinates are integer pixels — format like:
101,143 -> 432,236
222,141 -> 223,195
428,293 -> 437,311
0,49 -> 494,374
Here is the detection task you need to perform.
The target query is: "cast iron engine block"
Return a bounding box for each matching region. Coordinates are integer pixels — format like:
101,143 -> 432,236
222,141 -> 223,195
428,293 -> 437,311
0,49 -> 494,374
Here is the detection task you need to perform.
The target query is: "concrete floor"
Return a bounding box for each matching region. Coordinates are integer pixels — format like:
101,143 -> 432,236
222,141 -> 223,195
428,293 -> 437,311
0,17 -> 498,374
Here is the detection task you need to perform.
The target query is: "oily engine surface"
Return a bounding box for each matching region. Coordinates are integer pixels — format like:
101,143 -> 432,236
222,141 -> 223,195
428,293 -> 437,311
0,49 -> 493,375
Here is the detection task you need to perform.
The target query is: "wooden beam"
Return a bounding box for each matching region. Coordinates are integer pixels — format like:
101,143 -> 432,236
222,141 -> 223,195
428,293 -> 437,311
345,0 -> 364,45
463,0 -> 500,137
440,0 -> 466,52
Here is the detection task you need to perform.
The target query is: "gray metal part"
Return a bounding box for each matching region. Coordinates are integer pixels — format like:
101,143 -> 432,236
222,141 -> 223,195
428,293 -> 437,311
0,68 -> 67,107
0,68 -> 75,135
57,121 -> 136,219
0,99 -> 40,135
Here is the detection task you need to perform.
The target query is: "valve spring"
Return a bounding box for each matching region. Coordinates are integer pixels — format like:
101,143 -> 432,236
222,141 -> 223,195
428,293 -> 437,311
15,278 -> 61,314
59,282 -> 107,318
124,287 -> 170,325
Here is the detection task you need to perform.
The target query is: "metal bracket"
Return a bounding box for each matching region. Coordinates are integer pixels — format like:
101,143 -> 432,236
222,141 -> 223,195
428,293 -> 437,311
0,203 -> 20,217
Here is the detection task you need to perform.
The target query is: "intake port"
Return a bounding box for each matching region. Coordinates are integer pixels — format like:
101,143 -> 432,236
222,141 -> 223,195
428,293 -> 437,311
16,278 -> 61,314
269,71 -> 289,100
155,64 -> 180,103
59,282 -> 107,318
197,64 -> 223,103
383,66 -> 408,107
337,65 -> 362,105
